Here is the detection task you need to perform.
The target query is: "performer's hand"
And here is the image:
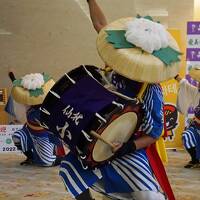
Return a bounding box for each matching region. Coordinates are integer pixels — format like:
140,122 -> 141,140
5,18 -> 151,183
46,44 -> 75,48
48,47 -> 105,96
112,140 -> 136,157
111,142 -> 123,153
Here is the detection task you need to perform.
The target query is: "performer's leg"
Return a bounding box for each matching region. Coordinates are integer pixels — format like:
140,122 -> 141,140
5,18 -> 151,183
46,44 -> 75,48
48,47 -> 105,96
20,150 -> 33,165
76,189 -> 94,200
12,134 -> 33,165
184,147 -> 199,168
182,127 -> 199,168
12,137 -> 22,150
52,156 -> 63,166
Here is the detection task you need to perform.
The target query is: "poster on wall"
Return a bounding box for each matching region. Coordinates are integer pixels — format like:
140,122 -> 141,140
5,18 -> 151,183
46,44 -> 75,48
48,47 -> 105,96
161,29 -> 185,149
161,81 -> 185,149
0,125 -> 22,153
186,21 -> 200,120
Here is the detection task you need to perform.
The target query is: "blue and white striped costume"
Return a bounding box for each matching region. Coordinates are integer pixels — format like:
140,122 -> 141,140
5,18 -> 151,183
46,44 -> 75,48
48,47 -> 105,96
13,107 -> 62,166
182,104 -> 200,159
59,73 -> 164,199
182,124 -> 199,150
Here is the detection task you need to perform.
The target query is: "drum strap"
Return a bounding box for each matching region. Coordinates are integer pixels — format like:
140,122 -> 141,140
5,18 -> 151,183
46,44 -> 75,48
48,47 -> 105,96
146,143 -> 175,200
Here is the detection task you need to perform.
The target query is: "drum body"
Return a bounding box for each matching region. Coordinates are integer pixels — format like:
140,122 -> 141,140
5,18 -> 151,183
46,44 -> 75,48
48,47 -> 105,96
40,65 -> 143,168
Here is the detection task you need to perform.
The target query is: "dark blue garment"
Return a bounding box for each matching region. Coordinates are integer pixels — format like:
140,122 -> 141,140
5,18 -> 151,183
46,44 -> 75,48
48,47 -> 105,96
194,103 -> 200,119
26,106 -> 41,124
5,95 -> 16,117
41,76 -> 116,150
13,106 -> 63,166
111,73 -> 143,98
182,122 -> 200,160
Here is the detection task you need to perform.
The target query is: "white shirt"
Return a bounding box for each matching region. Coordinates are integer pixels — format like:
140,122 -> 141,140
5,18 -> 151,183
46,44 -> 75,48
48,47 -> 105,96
176,79 -> 200,115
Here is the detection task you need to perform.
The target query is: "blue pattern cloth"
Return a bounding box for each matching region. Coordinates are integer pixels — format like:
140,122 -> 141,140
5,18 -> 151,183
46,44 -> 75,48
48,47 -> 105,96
59,72 -> 164,198
4,95 -> 16,117
194,103 -> 200,119
182,102 -> 200,159
12,107 -> 62,166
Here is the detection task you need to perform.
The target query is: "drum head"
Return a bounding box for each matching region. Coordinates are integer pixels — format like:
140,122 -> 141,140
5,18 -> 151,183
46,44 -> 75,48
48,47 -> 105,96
92,112 -> 137,162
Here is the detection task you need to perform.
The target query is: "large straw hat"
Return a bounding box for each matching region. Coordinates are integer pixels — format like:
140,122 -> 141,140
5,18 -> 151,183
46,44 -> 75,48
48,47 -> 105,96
96,17 -> 181,83
189,66 -> 200,82
11,73 -> 55,105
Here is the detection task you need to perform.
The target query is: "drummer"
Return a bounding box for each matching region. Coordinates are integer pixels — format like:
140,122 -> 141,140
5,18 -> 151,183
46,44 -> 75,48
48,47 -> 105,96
7,71 -> 65,166
58,1 -> 181,200
175,69 -> 200,168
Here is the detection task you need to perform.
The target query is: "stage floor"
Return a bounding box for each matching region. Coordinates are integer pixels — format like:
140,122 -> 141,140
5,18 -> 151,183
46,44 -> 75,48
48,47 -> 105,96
0,150 -> 199,200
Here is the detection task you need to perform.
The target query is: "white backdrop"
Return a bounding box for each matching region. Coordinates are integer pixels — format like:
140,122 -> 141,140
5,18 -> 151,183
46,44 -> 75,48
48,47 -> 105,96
0,125 -> 22,153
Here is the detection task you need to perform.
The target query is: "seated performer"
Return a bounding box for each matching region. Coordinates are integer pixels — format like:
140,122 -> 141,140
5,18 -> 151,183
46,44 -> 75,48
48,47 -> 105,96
58,1 -> 181,200
175,70 -> 200,168
7,71 -> 65,166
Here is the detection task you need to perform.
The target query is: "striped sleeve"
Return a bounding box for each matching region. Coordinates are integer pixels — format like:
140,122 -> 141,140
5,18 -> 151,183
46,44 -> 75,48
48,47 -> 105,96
140,84 -> 163,138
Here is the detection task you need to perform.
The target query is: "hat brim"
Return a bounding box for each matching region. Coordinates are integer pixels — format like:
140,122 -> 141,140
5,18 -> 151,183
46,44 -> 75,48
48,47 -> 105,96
96,17 -> 181,83
189,67 -> 200,82
12,79 -> 55,105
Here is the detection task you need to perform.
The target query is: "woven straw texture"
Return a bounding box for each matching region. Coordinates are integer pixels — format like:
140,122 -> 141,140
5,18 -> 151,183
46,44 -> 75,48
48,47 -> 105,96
189,68 -> 200,82
12,79 -> 55,105
96,17 -> 181,83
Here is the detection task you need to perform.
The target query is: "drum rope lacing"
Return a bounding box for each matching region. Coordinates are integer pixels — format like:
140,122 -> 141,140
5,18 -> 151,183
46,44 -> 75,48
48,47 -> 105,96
49,90 -> 61,99
39,65 -> 148,169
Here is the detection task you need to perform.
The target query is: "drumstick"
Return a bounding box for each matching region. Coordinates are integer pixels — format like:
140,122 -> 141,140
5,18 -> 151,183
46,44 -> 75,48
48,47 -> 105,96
8,70 -> 16,82
90,130 -> 116,149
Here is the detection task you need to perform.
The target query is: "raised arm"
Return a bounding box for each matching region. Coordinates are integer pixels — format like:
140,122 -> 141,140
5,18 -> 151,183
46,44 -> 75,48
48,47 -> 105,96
87,0 -> 107,33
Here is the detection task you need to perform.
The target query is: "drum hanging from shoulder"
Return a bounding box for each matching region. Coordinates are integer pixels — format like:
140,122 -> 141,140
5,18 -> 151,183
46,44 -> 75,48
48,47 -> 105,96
40,65 -> 144,168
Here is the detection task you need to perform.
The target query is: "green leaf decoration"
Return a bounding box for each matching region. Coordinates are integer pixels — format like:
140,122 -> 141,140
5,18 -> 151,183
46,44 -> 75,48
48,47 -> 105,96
136,15 -> 160,23
42,73 -> 51,83
136,14 -> 153,21
153,47 -> 182,65
106,30 -> 135,49
106,30 -> 182,65
29,88 -> 44,97
13,79 -> 22,87
143,15 -> 153,21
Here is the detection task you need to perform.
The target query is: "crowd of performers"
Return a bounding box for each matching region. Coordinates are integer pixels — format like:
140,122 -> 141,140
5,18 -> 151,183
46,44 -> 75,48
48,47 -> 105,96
4,0 -> 200,200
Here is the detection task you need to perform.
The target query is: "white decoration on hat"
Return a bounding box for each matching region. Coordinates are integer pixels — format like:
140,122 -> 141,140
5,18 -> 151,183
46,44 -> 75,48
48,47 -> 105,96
21,73 -> 44,90
125,18 -> 169,53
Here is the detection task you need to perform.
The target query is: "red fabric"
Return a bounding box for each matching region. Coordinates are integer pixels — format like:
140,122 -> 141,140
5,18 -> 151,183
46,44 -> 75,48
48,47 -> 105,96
163,107 -> 168,138
55,145 -> 65,156
146,144 -> 175,200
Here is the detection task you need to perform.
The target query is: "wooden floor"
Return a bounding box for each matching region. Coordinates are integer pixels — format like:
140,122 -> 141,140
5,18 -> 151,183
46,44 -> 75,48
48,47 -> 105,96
0,150 -> 199,200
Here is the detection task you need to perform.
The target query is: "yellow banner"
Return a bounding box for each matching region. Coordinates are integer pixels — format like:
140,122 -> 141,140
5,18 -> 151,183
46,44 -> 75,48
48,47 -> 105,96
161,29 -> 185,149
